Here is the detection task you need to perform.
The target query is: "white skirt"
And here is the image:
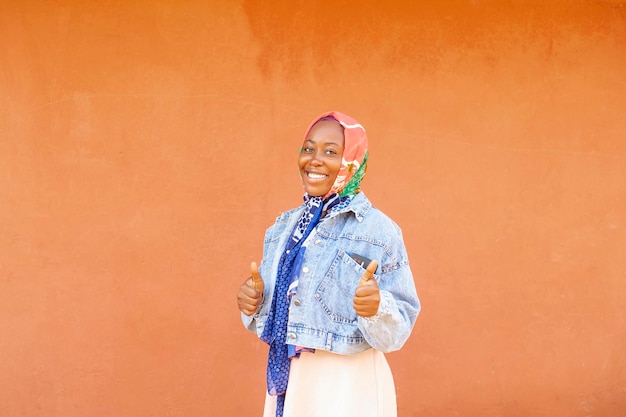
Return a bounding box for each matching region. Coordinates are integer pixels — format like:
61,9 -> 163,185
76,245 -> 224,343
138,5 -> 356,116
262,348 -> 397,417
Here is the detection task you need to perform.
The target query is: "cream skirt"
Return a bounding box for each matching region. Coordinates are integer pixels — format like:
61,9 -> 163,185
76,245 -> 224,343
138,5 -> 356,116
262,348 -> 397,417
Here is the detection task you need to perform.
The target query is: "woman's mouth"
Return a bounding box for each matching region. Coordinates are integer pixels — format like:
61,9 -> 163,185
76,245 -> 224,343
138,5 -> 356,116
306,172 -> 328,180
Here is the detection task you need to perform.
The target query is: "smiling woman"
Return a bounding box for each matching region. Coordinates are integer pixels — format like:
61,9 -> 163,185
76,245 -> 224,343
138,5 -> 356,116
298,119 -> 344,198
236,111 -> 421,417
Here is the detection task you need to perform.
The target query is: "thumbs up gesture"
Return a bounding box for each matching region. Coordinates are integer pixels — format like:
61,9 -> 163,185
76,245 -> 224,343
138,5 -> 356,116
237,261 -> 265,316
353,260 -> 380,318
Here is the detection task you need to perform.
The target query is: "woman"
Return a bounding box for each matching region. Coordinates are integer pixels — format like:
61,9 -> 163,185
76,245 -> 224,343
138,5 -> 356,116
237,111 -> 420,417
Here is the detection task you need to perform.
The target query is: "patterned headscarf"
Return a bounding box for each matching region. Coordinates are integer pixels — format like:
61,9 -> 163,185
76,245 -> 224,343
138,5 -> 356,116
301,111 -> 369,198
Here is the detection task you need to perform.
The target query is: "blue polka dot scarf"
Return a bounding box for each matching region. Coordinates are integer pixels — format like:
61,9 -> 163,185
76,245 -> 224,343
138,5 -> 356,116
260,193 -> 344,417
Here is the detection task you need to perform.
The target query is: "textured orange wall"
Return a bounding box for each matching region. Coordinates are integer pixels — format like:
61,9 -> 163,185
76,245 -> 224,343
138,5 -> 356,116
1,1 -> 625,416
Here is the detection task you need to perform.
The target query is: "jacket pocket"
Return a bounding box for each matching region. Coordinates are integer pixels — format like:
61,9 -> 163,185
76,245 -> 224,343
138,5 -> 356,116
314,248 -> 365,325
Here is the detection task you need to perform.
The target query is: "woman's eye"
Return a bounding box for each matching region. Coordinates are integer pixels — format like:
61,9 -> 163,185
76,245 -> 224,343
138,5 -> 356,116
302,147 -> 314,153
325,149 -> 337,155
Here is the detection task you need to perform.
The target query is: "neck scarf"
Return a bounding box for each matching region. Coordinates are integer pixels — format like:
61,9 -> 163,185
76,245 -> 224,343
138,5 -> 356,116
261,112 -> 369,417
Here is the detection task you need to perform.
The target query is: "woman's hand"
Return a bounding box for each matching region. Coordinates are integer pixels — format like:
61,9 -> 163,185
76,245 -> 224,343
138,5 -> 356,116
353,260 -> 380,317
237,261 -> 265,316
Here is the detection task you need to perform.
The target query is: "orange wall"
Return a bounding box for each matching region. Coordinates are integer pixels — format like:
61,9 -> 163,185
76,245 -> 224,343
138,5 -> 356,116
1,1 -> 624,416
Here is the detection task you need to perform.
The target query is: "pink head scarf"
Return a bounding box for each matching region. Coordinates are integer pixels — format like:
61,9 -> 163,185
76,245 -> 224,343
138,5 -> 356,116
301,111 -> 369,198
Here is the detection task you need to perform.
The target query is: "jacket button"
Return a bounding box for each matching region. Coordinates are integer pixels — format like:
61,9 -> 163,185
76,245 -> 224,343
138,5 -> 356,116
294,299 -> 301,306
302,266 -> 309,273
289,333 -> 296,339
315,239 -> 321,244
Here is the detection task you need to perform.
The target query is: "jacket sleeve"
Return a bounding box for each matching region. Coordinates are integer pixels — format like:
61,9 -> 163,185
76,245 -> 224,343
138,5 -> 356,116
241,312 -> 257,333
240,228 -> 272,336
357,231 -> 421,352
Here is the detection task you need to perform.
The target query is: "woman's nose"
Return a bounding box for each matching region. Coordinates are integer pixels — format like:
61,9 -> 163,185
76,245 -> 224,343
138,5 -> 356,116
310,153 -> 323,165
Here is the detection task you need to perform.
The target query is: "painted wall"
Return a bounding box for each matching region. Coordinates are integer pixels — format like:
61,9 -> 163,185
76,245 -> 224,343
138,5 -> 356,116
1,1 -> 624,416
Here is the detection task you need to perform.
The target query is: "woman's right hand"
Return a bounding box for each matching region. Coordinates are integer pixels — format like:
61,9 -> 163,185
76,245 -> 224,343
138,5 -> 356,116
237,261 -> 265,316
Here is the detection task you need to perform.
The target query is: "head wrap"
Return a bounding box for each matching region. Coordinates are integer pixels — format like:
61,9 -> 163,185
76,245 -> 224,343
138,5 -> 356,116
301,111 -> 368,198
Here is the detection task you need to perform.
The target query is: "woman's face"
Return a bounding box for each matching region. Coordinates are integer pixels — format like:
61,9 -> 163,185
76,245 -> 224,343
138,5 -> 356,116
298,120 -> 345,197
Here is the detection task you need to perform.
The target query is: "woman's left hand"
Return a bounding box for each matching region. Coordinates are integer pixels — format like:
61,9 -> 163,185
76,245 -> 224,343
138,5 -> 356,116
353,260 -> 380,317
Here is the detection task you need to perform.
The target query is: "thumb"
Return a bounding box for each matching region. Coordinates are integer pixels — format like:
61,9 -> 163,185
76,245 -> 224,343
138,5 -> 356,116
250,261 -> 264,292
358,260 -> 378,286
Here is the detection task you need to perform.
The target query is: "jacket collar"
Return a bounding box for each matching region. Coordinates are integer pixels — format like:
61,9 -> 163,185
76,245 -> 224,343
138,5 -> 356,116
331,191 -> 372,223
282,191 -> 372,224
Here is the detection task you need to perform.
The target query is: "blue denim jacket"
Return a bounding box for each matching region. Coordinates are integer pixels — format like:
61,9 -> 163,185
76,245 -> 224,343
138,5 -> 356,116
242,192 -> 420,354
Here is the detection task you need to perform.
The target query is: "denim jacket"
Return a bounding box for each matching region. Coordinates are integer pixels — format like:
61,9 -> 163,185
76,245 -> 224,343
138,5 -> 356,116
242,192 -> 420,354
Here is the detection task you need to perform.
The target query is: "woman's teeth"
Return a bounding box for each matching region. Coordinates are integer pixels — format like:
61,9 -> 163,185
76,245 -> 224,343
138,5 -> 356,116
308,172 -> 327,179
